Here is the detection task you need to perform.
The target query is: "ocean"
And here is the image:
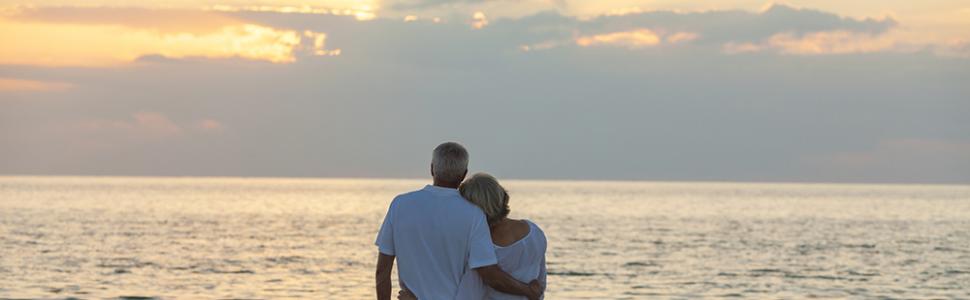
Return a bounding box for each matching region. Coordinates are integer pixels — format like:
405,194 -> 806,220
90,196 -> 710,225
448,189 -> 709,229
1,176 -> 968,299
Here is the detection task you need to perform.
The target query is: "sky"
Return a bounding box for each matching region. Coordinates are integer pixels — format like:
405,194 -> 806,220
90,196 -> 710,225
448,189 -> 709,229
1,0 -> 968,183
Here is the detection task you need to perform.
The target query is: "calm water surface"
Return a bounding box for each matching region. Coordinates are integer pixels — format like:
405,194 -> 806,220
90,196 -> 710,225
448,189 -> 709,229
1,176 -> 969,299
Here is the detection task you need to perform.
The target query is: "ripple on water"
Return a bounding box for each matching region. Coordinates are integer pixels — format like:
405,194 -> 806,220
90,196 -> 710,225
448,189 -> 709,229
547,270 -> 599,277
623,261 -> 660,267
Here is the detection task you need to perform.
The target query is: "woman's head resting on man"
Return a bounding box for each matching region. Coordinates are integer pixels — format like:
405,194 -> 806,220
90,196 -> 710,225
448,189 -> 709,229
460,172 -> 511,225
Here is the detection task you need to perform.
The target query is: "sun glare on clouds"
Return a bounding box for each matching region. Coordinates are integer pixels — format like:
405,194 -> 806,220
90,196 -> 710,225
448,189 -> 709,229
575,29 -> 698,48
0,8 -> 339,67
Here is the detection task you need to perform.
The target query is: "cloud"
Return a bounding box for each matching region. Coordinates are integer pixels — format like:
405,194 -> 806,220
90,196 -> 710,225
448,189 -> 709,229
0,7 -> 341,66
7,7 -> 243,34
387,0 -> 565,11
471,11 -> 488,29
1,4 -> 967,182
79,112 -> 184,138
390,0 -> 493,10
665,32 -> 698,44
0,77 -> 72,92
723,30 -> 904,55
433,4 -> 901,55
565,4 -> 897,45
3,0 -> 377,16
575,29 -> 661,48
196,119 -> 226,133
573,29 -> 699,48
0,4 -> 911,68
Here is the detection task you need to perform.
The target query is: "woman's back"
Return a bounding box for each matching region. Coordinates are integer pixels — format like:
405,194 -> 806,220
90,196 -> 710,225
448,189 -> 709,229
490,220 -> 547,300
455,219 -> 547,300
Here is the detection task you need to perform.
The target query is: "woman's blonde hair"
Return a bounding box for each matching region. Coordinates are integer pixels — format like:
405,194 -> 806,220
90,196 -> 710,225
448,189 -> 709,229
459,173 -> 510,224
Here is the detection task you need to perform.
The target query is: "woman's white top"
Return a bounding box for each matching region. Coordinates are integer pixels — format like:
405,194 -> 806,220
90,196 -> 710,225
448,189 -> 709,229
454,220 -> 548,300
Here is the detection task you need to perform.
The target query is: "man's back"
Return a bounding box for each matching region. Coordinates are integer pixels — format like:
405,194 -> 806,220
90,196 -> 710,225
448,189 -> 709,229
375,185 -> 497,300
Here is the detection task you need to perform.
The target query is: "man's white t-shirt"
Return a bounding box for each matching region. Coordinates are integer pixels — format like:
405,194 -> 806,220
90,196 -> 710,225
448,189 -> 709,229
375,185 -> 498,300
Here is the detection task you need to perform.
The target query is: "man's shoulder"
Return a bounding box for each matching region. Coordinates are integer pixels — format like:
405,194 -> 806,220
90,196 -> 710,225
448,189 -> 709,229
393,188 -> 483,215
390,188 -> 437,209
394,188 -> 428,200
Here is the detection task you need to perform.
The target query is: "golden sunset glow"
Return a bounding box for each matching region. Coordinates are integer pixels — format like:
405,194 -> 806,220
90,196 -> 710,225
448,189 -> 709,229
575,29 -> 700,49
0,18 -> 300,66
576,29 -> 661,48
204,5 -> 375,20
0,9 -> 343,67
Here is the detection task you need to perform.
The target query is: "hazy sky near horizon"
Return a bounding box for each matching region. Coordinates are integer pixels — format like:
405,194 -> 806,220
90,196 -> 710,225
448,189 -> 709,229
1,0 -> 969,183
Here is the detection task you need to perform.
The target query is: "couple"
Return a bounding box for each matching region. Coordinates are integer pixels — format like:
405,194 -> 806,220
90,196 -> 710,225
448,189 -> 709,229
375,142 -> 548,300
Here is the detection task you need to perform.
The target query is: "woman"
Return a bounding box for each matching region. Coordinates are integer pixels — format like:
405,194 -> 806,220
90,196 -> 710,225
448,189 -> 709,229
400,173 -> 548,300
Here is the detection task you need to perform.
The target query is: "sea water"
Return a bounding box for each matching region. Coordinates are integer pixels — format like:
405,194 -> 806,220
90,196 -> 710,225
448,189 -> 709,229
1,176 -> 968,299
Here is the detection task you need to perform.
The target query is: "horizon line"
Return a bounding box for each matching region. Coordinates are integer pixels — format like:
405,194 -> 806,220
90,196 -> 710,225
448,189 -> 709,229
1,173 -> 968,187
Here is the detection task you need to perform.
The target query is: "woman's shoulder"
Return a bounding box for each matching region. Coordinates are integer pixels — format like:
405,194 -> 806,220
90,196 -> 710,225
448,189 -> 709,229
522,219 -> 543,233
521,219 -> 547,244
492,219 -> 529,247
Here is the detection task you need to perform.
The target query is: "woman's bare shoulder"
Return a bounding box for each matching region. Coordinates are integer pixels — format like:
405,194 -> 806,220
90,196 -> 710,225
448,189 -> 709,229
492,219 -> 531,247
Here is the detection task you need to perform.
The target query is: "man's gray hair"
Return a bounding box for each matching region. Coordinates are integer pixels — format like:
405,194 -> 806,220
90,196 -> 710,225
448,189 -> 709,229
432,142 -> 469,183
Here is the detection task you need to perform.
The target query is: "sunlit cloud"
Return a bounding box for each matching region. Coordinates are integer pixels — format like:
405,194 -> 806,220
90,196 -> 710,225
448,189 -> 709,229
722,42 -> 763,54
204,5 -> 376,21
519,40 -> 561,52
3,1 -> 379,20
575,29 -> 698,49
304,31 -> 342,56
0,8 -> 338,66
471,11 -> 488,29
723,30 -> 903,55
576,29 -> 661,48
0,78 -> 72,92
5,7 -> 243,34
665,32 -> 699,44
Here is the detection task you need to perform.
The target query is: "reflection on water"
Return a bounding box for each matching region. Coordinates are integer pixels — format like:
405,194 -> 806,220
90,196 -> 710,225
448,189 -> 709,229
1,176 -> 969,299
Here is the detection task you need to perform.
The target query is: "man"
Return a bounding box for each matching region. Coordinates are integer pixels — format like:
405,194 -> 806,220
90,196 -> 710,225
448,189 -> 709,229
375,142 -> 543,300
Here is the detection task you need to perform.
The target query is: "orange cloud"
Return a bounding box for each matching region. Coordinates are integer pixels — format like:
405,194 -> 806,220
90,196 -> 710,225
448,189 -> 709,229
575,29 -> 698,49
3,0 -> 378,19
0,8 -> 340,67
576,29 -> 661,48
7,7 -> 243,34
304,31 -> 342,56
722,42 -> 763,54
665,32 -> 699,44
